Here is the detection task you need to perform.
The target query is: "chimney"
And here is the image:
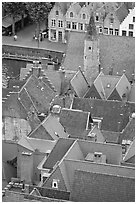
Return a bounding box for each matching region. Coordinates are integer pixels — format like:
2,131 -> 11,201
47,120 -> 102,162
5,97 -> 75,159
32,61 -> 41,77
58,67 -> 66,94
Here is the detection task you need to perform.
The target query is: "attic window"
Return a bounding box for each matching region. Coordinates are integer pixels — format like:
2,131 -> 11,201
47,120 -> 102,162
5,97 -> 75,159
106,83 -> 111,88
56,10 -> 59,16
96,16 -> 99,22
52,179 -> 58,189
83,13 -> 86,19
70,12 -> 73,17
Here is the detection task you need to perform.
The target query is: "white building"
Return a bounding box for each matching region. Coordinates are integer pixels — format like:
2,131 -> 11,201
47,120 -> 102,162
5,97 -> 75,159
119,7 -> 135,37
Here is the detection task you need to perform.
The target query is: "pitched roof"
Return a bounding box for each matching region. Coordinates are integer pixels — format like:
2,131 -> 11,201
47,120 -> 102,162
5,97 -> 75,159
70,2 -> 81,14
56,2 -> 71,15
18,137 -> 56,154
42,138 -> 75,170
72,97 -> 135,132
101,130 -> 120,143
19,74 -> 56,113
84,83 -> 102,99
115,3 -> 129,23
59,108 -> 90,137
128,83 -> 135,102
28,114 -> 68,140
70,169 -> 135,202
8,79 -> 25,90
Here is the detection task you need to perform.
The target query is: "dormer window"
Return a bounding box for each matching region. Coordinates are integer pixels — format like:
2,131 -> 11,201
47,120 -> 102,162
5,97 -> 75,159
52,179 -> 59,189
83,13 -> 86,19
70,12 -> 73,17
56,10 -> 59,16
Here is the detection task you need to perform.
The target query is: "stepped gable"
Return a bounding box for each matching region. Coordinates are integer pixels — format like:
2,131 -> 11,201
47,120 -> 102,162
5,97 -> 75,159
2,90 -> 27,119
72,97 -> 135,132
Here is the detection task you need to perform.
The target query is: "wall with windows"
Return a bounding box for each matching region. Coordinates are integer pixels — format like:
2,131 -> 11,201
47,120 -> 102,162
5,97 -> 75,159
119,8 -> 135,37
103,12 -> 120,36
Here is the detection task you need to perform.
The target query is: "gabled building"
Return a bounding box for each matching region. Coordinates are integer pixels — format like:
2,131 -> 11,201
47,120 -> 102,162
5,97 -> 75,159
103,3 -> 129,36
119,7 -> 135,37
84,72 -> 131,101
48,2 -> 71,42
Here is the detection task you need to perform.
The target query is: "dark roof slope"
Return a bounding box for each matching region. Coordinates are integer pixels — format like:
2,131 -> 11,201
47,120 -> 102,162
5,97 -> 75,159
115,3 -> 129,23
43,138 -> 74,170
84,83 -> 102,99
101,130 -> 120,143
70,170 -> 135,202
72,97 -> 135,132
59,108 -> 89,136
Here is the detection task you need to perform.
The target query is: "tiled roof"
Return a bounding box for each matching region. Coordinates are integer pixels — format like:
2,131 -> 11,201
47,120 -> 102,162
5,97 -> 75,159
115,3 -> 129,23
51,95 -> 73,109
43,138 -> 75,170
72,97 -> 135,132
20,67 -> 32,81
101,130 -> 120,143
63,32 -> 85,71
8,79 -> 26,90
70,169 -> 135,202
19,74 -> 56,113
70,2 -> 81,14
59,108 -> 90,137
84,83 -> 102,99
57,2 -> 71,15
18,137 -> 56,154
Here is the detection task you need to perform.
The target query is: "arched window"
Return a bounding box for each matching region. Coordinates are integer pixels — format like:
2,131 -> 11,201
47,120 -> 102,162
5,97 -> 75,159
70,12 -> 73,17
83,13 -> 86,19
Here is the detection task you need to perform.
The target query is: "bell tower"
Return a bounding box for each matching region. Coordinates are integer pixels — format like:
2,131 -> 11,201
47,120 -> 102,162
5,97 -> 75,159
84,14 -> 100,84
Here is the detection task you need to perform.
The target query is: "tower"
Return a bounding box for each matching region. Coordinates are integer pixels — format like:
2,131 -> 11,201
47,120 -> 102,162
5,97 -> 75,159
84,14 -> 100,84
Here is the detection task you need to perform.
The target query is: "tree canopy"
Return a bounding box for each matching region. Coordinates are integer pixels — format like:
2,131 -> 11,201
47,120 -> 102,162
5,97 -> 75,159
26,2 -> 52,24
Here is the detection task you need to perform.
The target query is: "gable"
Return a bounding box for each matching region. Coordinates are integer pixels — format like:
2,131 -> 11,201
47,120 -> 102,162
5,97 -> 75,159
107,88 -> 122,101
70,70 -> 89,98
28,124 -> 53,140
84,83 -> 102,99
42,166 -> 67,191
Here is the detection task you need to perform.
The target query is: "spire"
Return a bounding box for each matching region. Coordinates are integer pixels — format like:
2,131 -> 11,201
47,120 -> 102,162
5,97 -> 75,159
86,14 -> 97,40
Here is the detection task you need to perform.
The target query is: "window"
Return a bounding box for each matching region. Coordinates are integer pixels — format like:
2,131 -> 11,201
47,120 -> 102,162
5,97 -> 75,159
133,17 -> 135,22
83,13 -> 86,19
89,46 -> 91,50
115,29 -> 119,36
72,22 -> 77,30
51,29 -> 56,40
70,12 -> 73,17
56,10 -> 59,16
99,26 -> 102,33
129,31 -> 133,37
104,27 -> 108,34
109,28 -> 113,35
66,21 -> 71,29
96,16 -> 99,22
122,30 -> 126,36
79,23 -> 84,30
52,179 -> 58,189
129,24 -> 134,29
51,19 -> 56,27
58,20 -> 63,28
110,18 -> 114,24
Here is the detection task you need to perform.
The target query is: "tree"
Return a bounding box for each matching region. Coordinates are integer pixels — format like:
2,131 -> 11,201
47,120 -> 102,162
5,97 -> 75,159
87,14 -> 97,39
2,2 -> 27,35
26,2 -> 52,47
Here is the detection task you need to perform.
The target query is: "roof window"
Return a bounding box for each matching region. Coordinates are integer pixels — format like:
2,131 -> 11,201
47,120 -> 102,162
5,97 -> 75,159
106,83 -> 111,88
